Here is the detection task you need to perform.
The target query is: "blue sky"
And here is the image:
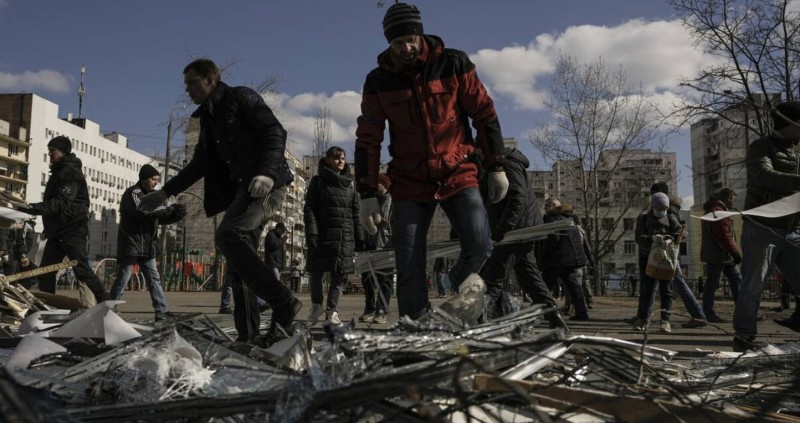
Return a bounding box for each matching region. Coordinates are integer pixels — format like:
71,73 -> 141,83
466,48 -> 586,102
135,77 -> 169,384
1,0 -> 707,204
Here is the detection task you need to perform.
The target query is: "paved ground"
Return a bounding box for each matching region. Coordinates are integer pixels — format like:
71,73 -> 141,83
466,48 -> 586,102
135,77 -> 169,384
68,288 -> 800,361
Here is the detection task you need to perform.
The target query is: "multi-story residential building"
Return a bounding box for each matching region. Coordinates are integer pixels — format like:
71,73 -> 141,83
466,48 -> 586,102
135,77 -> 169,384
530,148 -> 678,280
686,99 -> 768,281
0,93 -> 153,259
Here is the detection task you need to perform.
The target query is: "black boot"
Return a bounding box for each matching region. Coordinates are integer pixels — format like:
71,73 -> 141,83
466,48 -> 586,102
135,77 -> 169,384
545,310 -> 570,333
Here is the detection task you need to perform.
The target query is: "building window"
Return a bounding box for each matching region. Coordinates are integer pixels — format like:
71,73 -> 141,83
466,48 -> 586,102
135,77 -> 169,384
624,241 -> 636,254
623,218 -> 635,231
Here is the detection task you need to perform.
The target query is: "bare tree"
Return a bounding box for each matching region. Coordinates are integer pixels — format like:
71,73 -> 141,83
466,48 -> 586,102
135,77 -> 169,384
531,54 -> 664,291
667,0 -> 800,136
311,105 -> 333,167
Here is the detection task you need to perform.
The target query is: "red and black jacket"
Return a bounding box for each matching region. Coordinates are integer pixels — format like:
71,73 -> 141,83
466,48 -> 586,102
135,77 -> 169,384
355,35 -> 505,202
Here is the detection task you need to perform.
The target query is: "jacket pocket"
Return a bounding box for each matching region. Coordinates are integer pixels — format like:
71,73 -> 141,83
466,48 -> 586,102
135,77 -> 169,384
427,79 -> 456,123
379,90 -> 416,128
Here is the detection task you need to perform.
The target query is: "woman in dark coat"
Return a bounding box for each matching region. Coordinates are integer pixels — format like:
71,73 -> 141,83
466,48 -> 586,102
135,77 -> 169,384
304,146 -> 363,325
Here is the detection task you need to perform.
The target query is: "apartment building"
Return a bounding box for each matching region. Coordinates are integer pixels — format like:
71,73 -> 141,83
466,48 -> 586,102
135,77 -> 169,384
0,93 -> 153,258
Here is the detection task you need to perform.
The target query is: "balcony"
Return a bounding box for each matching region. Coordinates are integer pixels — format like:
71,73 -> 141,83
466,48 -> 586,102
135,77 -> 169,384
0,133 -> 31,148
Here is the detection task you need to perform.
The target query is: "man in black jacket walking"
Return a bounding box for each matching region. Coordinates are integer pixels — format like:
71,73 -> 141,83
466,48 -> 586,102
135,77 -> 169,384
24,136 -> 108,303
110,164 -> 187,320
264,222 -> 287,281
479,148 -> 566,328
138,59 -> 300,345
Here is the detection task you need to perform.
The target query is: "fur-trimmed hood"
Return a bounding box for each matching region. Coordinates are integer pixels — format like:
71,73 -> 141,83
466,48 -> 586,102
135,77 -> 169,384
546,203 -> 574,216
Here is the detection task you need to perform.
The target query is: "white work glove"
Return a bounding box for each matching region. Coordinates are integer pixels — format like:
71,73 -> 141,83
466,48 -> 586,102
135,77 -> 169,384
487,170 -> 509,204
138,189 -> 168,213
359,197 -> 382,235
248,175 -> 274,198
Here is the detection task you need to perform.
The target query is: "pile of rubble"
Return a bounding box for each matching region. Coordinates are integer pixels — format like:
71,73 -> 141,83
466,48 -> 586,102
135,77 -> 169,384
0,280 -> 799,422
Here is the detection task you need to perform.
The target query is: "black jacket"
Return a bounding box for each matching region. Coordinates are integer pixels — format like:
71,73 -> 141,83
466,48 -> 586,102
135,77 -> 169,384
744,132 -> 800,230
635,209 -> 683,256
163,82 -> 293,217
482,148 -> 542,241
118,182 -> 186,258
304,161 -> 363,273
540,204 -> 587,270
28,154 -> 90,239
264,228 -> 286,270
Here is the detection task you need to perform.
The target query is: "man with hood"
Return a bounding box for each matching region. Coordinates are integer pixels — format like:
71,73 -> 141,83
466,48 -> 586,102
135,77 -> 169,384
23,136 -> 109,303
137,58 -> 300,346
354,3 -> 509,320
479,148 -> 566,328
735,101 -> 800,349
110,164 -> 187,320
264,222 -> 287,281
540,198 -> 590,321
700,188 -> 742,323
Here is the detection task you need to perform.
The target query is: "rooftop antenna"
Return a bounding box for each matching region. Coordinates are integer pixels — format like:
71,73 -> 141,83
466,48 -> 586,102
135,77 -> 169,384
77,65 -> 86,119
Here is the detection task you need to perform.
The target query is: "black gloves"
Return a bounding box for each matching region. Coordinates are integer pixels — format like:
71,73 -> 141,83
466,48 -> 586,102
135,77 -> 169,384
172,203 -> 187,218
732,252 -> 743,265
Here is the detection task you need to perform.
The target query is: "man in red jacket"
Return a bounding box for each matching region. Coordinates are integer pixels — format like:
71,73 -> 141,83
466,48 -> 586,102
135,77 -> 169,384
355,3 -> 508,319
700,188 -> 742,323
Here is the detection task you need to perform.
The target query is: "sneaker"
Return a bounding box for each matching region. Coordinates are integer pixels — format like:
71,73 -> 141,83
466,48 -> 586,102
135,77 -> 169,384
218,307 -> 233,315
732,335 -> 768,352
307,303 -> 324,325
372,313 -> 387,324
327,311 -> 342,325
681,318 -> 708,329
628,317 -> 647,331
660,320 -> 672,333
155,311 -> 179,321
359,312 -> 374,322
705,313 -> 726,323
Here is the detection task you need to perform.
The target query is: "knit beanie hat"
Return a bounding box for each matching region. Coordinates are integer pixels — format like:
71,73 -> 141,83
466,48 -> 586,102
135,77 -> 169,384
383,3 -> 423,42
378,173 -> 391,190
773,101 -> 800,130
651,192 -> 670,209
47,136 -> 72,155
138,164 -> 160,180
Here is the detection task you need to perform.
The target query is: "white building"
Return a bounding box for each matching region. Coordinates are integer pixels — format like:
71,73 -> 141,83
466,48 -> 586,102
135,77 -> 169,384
0,93 -> 154,259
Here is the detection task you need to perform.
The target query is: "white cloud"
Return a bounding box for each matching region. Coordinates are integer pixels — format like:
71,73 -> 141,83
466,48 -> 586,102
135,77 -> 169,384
270,90 -> 362,155
0,70 -> 70,93
471,19 -> 718,111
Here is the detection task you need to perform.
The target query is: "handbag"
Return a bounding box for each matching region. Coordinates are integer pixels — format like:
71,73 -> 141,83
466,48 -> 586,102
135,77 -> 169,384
646,234 -> 678,280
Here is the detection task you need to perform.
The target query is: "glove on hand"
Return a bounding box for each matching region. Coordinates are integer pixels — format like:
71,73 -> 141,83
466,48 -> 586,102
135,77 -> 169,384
359,197 -> 382,235
248,175 -> 274,198
138,189 -> 168,213
732,252 -> 743,265
172,203 -> 188,218
487,170 -> 509,204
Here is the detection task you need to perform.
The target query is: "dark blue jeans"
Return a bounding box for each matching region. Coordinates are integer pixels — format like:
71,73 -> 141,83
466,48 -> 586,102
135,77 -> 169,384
392,188 -> 492,319
362,270 -> 393,315
636,254 -> 673,322
735,222 -> 800,337
111,256 -> 168,314
704,263 -> 742,315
